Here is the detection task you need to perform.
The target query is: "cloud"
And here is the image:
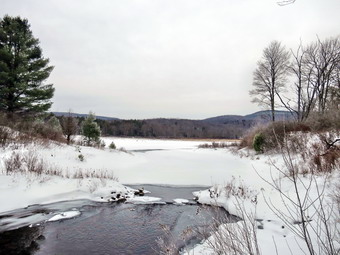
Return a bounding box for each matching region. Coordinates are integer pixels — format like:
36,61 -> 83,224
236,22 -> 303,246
1,0 -> 339,118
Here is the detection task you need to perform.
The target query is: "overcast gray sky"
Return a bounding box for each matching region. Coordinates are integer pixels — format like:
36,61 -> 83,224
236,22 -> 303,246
1,0 -> 339,119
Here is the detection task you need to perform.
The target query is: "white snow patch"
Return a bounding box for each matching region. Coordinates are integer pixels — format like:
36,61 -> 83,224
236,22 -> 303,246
127,196 -> 162,204
101,137 -> 208,151
47,210 -> 81,222
173,198 -> 189,204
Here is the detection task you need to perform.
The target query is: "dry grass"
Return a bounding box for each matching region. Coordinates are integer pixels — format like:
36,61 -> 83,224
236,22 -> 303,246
224,178 -> 257,201
0,126 -> 11,147
68,168 -> 118,181
4,151 -> 61,176
198,141 -> 238,149
3,150 -> 118,181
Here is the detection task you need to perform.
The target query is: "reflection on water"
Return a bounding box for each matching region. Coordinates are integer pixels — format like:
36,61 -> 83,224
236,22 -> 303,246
0,200 -> 98,232
0,225 -> 44,255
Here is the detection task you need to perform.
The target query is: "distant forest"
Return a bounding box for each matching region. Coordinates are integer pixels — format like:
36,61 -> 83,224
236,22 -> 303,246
95,118 -> 250,139
55,111 -> 293,139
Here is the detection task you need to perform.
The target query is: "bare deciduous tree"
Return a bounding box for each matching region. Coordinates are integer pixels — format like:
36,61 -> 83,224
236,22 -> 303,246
61,111 -> 78,144
273,36 -> 340,122
250,41 -> 290,122
276,42 -> 306,121
302,37 -> 340,115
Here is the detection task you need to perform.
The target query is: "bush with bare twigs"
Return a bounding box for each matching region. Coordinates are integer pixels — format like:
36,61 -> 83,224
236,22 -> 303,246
196,202 -> 260,255
0,126 -> 13,147
283,132 -> 340,175
306,110 -> 340,132
4,151 -> 59,176
4,152 -> 22,174
240,121 -> 312,152
257,141 -> 340,255
0,113 -> 66,146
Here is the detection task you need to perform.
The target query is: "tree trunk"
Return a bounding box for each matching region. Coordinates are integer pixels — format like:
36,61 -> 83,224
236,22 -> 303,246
271,102 -> 275,122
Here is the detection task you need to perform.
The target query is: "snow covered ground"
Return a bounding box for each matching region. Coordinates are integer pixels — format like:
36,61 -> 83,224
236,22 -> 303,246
101,136 -> 207,150
0,135 -> 338,254
0,137 -> 244,212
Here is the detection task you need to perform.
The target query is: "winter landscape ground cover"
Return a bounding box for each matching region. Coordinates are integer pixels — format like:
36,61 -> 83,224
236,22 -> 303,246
0,134 -> 339,255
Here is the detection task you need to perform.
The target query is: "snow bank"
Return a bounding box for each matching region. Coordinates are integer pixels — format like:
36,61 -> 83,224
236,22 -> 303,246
0,174 -> 138,212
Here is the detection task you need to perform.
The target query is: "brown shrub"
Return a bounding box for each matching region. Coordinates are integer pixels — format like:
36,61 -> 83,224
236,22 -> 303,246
4,150 -> 62,176
287,122 -> 311,132
239,133 -> 253,148
319,148 -> 340,173
309,150 -> 340,174
239,121 -> 311,152
21,120 -> 65,143
239,125 -> 266,149
198,142 -> 234,149
25,151 -> 44,175
0,127 -> 10,147
4,152 -> 22,174
0,112 -> 9,126
3,114 -> 67,144
306,110 -> 340,131
312,154 -> 322,170
302,134 -> 340,174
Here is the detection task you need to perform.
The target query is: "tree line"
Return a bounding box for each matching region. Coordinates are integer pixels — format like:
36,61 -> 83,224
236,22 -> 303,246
50,113 -> 250,142
95,118 -> 249,139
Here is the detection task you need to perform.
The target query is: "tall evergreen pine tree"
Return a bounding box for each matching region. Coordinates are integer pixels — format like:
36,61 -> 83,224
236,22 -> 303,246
0,15 -> 54,114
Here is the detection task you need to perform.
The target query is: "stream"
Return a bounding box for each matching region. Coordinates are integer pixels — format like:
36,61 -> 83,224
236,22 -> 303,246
0,185 -> 235,255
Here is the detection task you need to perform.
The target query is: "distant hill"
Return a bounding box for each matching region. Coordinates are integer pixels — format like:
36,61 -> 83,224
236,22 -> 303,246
244,110 -> 295,121
52,112 -> 120,121
203,110 -> 295,124
53,110 -> 293,123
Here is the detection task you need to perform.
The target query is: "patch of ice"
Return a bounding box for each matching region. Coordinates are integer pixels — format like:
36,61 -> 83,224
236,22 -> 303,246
127,196 -> 162,204
173,198 -> 189,204
47,210 -> 81,222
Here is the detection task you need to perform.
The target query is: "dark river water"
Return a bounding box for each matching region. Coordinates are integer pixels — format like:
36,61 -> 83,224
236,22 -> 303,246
0,185 -> 234,255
